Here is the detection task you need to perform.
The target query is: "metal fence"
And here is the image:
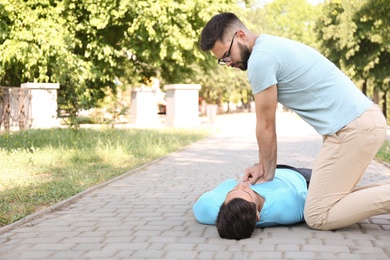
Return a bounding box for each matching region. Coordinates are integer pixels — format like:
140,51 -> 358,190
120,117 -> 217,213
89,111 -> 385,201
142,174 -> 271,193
0,87 -> 32,131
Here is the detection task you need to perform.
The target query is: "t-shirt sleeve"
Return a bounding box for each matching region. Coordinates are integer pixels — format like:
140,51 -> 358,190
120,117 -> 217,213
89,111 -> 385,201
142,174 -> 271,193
248,52 -> 279,95
192,192 -> 220,225
192,179 -> 237,225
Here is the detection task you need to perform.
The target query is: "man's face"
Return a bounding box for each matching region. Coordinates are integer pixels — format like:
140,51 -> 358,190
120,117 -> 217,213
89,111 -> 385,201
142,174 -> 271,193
224,182 -> 261,222
224,182 -> 257,204
211,33 -> 251,71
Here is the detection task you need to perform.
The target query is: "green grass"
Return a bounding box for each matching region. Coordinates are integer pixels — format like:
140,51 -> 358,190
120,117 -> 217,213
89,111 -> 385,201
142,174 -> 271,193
0,127 -> 209,227
376,140 -> 390,164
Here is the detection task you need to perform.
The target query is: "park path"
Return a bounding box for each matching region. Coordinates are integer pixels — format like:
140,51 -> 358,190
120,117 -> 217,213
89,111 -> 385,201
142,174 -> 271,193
0,111 -> 389,259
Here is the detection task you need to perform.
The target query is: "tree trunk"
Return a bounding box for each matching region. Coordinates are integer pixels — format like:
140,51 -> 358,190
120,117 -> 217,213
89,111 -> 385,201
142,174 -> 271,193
362,80 -> 367,96
373,90 -> 380,104
382,91 -> 387,119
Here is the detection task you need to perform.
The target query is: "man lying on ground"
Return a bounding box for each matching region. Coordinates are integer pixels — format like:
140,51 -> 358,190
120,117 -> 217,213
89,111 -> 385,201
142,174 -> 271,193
193,165 -> 311,240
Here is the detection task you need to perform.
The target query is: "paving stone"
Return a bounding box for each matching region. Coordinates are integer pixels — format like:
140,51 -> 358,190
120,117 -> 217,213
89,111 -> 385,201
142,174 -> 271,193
50,250 -> 84,259
16,250 -> 54,259
82,248 -> 117,258
284,251 -> 317,259
302,244 -> 350,254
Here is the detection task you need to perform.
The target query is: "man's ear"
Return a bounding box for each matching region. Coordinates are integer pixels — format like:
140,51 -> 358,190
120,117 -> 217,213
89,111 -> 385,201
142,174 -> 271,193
256,211 -> 260,222
236,29 -> 247,42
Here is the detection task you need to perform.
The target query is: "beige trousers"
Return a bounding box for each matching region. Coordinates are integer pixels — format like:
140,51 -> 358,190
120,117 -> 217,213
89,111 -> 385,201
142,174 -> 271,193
304,104 -> 390,230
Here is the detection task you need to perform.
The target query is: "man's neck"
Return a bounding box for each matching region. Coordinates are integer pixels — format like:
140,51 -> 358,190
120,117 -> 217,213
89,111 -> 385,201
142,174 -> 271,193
247,32 -> 260,53
254,192 -> 265,212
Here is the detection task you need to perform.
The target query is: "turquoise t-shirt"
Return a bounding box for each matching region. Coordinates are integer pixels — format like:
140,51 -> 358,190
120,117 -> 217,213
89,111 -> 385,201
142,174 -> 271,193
192,168 -> 307,227
247,34 -> 372,135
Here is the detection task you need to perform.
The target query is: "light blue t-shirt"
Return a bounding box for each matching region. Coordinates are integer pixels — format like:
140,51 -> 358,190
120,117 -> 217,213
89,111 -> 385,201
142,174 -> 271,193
247,34 -> 372,135
192,168 -> 307,227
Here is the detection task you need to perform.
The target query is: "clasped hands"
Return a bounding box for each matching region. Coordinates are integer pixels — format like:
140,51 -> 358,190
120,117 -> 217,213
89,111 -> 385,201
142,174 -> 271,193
242,163 -> 267,185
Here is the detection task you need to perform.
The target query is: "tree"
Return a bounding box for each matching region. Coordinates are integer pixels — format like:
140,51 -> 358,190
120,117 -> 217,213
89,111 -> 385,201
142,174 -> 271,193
315,0 -> 344,67
0,0 -> 249,122
353,0 -> 390,117
0,0 -> 116,123
122,0 -> 252,85
248,0 -> 320,48
58,0 -> 135,122
315,0 -> 389,118
0,1 -> 70,86
191,64 -> 252,107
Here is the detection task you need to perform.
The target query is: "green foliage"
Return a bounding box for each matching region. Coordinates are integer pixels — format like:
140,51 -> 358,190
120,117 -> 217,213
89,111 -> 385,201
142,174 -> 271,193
0,0 -> 250,119
0,127 -> 209,226
122,0 -> 248,85
315,0 -> 389,118
189,64 -> 252,105
1,0 -> 388,119
315,0 -> 345,67
353,0 -> 390,89
250,0 -> 320,48
376,140 -> 390,164
0,1 -> 68,86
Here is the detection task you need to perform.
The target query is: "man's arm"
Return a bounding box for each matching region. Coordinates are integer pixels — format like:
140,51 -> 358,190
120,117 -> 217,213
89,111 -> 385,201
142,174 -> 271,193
193,191 -> 219,225
193,180 -> 234,225
244,85 -> 278,184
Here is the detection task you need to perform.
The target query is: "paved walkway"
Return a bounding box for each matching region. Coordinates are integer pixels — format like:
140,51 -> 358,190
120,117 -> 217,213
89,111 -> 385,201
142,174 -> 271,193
0,111 -> 389,259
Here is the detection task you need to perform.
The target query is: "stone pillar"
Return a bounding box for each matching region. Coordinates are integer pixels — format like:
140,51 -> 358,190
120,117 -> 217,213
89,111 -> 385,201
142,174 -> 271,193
130,88 -> 161,127
206,104 -> 218,123
21,82 -> 60,129
164,84 -> 201,127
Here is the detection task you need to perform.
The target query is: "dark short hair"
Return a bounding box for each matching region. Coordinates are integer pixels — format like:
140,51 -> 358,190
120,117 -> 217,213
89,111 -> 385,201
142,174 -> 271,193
216,198 -> 257,240
200,12 -> 243,51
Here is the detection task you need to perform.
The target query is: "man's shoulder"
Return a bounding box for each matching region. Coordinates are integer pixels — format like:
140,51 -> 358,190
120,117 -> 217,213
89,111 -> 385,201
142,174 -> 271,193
254,34 -> 298,49
197,179 -> 237,200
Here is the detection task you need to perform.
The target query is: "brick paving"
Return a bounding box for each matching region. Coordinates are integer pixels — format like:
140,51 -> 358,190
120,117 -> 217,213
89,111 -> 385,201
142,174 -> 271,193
0,111 -> 389,259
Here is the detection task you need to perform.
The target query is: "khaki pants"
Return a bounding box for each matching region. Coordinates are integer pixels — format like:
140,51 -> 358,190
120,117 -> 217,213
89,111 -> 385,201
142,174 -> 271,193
304,104 -> 390,230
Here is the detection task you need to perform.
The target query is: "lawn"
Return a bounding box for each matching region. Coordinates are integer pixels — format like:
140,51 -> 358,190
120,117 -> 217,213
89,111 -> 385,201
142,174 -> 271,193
0,127 -> 209,227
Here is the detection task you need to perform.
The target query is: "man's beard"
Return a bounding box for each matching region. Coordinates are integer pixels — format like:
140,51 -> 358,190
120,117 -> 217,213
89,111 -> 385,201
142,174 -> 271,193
231,42 -> 251,71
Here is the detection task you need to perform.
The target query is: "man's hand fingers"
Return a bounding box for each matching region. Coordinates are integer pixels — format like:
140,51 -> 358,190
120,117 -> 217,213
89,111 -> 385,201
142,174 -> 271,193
249,178 -> 257,185
243,169 -> 251,182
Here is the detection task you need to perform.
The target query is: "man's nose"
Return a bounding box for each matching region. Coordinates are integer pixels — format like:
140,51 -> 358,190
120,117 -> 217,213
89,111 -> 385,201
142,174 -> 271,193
237,182 -> 249,188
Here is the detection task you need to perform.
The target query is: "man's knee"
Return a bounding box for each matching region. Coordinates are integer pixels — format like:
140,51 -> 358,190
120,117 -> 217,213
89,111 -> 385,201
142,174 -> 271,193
304,207 -> 326,230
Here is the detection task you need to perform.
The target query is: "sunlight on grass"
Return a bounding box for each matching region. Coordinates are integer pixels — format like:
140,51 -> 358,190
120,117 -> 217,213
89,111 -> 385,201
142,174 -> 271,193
376,140 -> 390,164
0,127 -> 209,227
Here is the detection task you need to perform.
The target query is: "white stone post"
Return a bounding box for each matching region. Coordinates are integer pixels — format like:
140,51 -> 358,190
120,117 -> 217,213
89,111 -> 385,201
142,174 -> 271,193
21,82 -> 60,129
130,88 -> 161,127
164,84 -> 201,127
206,104 -> 218,123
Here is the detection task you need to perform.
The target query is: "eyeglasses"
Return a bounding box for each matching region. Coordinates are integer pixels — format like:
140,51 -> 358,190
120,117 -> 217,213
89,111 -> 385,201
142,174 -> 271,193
218,31 -> 237,65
